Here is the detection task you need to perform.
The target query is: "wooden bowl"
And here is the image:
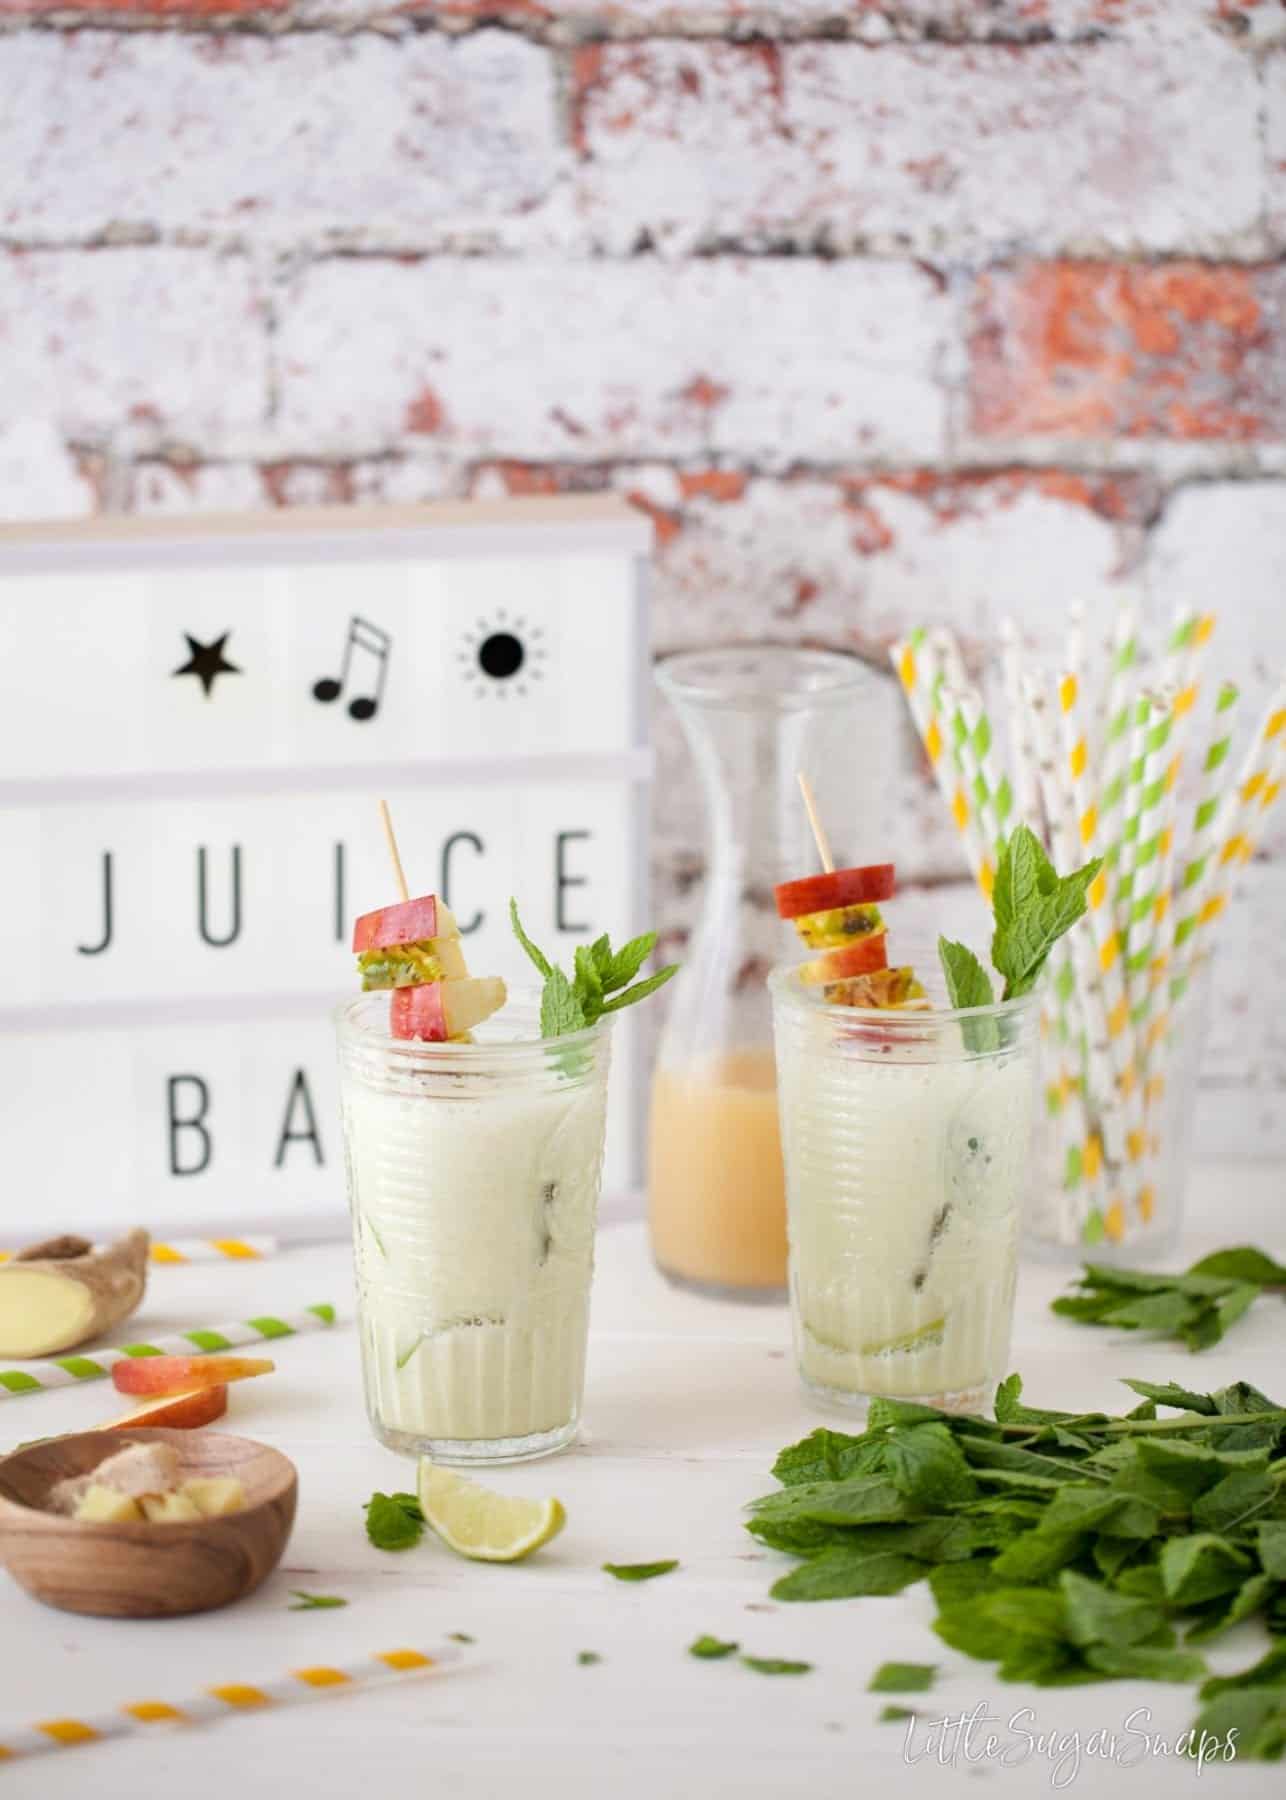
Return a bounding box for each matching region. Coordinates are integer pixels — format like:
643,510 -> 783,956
0,1428 -> 297,1618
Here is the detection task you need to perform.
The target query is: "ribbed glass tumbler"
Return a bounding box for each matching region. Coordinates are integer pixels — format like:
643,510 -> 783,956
770,970 -> 1041,1415
336,993 -> 612,1465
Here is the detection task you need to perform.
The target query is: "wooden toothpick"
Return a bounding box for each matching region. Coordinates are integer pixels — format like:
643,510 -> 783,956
797,772 -> 835,875
379,799 -> 411,902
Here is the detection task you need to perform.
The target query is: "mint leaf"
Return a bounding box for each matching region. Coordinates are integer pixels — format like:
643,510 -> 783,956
577,1651 -> 602,1666
1160,1535 -> 1254,1607
603,1559 -> 678,1582
1258,1522 -> 1286,1579
540,967 -> 586,1038
742,1657 -> 812,1676
868,1662 -> 937,1693
573,943 -> 604,1023
1188,1246 -> 1286,1286
689,1635 -> 739,1659
601,931 -> 658,993
289,1591 -> 348,1610
599,965 -> 678,1014
509,898 -> 553,979
879,1705 -> 916,1723
364,1491 -> 424,1552
771,1546 -> 925,1602
1056,1259 -> 1271,1353
770,1426 -> 884,1487
938,937 -> 995,1011
991,829 -> 1102,1001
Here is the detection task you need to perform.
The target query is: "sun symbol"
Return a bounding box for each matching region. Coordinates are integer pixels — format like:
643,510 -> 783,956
458,610 -> 547,699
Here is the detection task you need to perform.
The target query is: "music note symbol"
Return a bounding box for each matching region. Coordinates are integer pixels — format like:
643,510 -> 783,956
312,615 -> 392,722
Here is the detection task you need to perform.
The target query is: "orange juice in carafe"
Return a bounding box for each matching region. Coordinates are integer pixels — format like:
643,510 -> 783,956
647,648 -> 875,1299
648,1049 -> 786,1293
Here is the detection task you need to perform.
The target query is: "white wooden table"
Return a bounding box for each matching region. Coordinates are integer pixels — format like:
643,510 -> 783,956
4,1163 -> 1283,1800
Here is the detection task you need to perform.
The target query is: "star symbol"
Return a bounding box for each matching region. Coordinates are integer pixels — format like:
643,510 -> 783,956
173,631 -> 241,699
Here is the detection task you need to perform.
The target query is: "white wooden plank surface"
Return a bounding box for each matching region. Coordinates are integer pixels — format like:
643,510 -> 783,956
2,1168 -> 1283,1800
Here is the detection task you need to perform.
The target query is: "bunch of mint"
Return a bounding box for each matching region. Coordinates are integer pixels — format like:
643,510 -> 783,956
748,1374 -> 1286,1758
938,824 -> 1102,1024
1055,1246 -> 1286,1353
510,900 -> 678,1040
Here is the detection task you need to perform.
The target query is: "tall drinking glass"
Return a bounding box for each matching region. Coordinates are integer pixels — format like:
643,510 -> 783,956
336,993 -> 612,1464
770,965 -> 1040,1414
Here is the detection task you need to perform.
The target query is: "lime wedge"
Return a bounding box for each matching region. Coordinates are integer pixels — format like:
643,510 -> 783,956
860,1317 -> 946,1358
417,1461 -> 566,1563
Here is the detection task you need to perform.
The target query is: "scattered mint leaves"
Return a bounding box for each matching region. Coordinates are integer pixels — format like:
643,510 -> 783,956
868,1662 -> 937,1693
364,1490 -> 425,1552
577,1651 -> 602,1666
742,1657 -> 813,1676
510,900 -> 678,1040
879,1705 -> 916,1723
747,1372 -> 1286,1757
1054,1248 -> 1284,1352
288,1591 -> 348,1610
448,1632 -> 475,1644
689,1635 -> 739,1659
603,1559 -> 679,1582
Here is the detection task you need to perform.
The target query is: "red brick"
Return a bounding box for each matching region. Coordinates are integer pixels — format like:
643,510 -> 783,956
968,262 -> 1286,442
0,0 -> 283,12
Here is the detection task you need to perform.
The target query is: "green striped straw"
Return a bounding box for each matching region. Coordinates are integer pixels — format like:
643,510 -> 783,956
1000,619 -> 1042,827
1163,680 -> 1239,993
1097,605 -> 1139,824
1024,671 -> 1124,1205
0,1304 -> 336,1398
946,682 -> 1014,858
1123,692 -> 1177,1011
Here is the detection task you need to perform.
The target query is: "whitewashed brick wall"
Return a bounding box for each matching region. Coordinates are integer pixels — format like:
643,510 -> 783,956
1,0 -> 1283,1152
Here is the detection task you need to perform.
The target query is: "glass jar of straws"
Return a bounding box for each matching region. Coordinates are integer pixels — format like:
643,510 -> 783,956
890,615 -> 1284,1263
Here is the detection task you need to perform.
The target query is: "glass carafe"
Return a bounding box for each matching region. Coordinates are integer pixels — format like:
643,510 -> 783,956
648,647 -> 877,1299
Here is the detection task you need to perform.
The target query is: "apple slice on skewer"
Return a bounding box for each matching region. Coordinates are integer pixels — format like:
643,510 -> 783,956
391,977 -> 508,1043
798,934 -> 889,985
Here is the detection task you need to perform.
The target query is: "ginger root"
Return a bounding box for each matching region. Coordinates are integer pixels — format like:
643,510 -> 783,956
0,1228 -> 150,1357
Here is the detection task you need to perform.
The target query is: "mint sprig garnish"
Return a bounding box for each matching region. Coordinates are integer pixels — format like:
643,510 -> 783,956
991,825 -> 1102,1000
937,825 -> 1102,1023
510,900 -> 678,1039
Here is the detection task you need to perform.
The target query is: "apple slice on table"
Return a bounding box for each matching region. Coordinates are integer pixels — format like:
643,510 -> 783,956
352,894 -> 459,954
798,933 -> 889,985
100,1384 -> 229,1431
774,864 -> 895,920
111,1354 -> 274,1398
391,976 -> 507,1043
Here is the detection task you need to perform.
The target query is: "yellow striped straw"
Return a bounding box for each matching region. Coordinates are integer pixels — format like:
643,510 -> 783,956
890,632 -> 990,889
0,1647 -> 458,1764
1055,668 -> 1145,1152
1171,679 -> 1286,988
0,1237 -> 278,1267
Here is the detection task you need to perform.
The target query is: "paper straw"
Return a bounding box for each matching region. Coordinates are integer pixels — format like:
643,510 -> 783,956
891,632 -> 988,888
1123,691 -> 1178,1010
1055,670 -> 1144,1149
1171,679 -> 1286,981
0,1238 -> 279,1268
1098,607 -> 1140,858
1000,620 -> 1041,828
0,1646 -> 458,1765
0,1304 -> 336,1398
1160,607 -> 1214,770
1025,671 -> 1126,1192
1155,680 -> 1239,991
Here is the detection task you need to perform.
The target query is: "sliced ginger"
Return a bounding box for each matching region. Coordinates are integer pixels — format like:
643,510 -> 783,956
0,1229 -> 149,1357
